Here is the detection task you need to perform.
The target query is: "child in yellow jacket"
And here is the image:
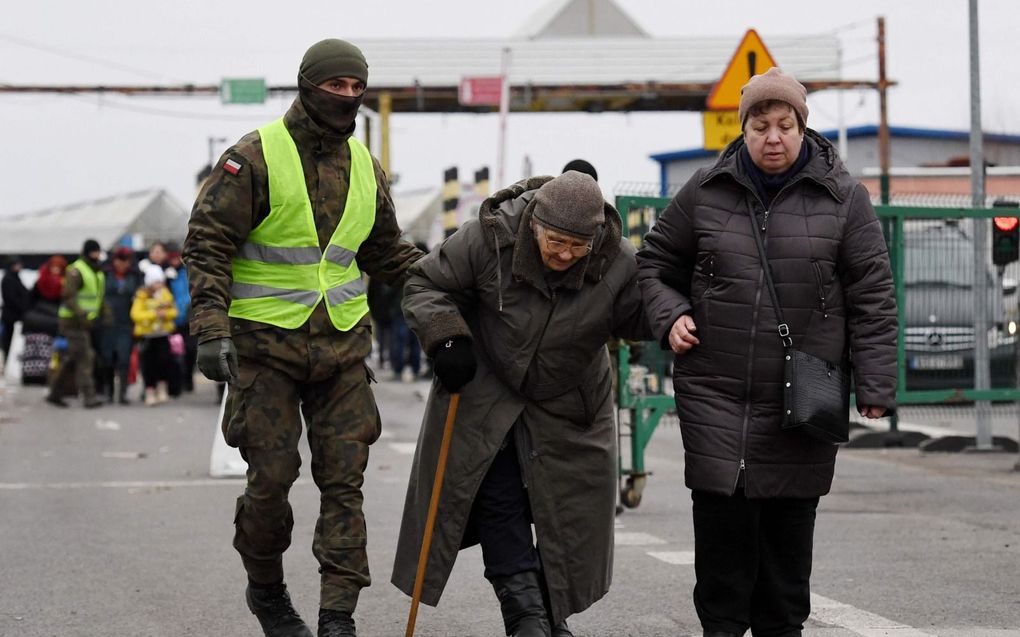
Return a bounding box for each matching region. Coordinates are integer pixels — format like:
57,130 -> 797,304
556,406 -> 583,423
131,265 -> 177,405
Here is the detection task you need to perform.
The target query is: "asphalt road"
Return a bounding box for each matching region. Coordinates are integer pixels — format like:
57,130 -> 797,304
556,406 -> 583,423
2,374 -> 1019,637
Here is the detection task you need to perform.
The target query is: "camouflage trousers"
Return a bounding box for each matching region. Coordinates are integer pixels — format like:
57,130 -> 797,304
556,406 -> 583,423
50,327 -> 96,401
224,325 -> 379,612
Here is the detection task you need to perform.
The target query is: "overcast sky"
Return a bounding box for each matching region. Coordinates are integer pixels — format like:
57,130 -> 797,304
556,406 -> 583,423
1,0 -> 1016,218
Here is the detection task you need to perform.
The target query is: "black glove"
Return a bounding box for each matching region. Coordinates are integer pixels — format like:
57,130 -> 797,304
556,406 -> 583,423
432,338 -> 476,393
197,336 -> 239,383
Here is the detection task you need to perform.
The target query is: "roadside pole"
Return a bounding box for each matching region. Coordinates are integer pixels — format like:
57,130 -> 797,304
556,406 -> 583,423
495,47 -> 511,189
968,0 -> 996,451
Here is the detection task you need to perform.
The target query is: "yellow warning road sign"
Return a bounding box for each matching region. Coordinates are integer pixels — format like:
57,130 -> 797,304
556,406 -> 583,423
706,29 -> 778,111
702,110 -> 742,151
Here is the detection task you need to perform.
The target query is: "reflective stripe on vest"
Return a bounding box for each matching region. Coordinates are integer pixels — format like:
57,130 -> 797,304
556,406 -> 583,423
228,118 -> 377,331
58,259 -> 105,321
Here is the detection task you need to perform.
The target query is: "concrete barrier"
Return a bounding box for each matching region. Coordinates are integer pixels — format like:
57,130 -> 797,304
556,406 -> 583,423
3,321 -> 24,384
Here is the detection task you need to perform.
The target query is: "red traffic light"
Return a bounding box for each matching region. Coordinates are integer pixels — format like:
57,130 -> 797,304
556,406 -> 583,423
994,216 -> 1019,232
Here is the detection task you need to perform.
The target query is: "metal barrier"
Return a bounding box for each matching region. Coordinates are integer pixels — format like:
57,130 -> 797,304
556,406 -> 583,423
614,194 -> 1020,508
615,195 -> 676,508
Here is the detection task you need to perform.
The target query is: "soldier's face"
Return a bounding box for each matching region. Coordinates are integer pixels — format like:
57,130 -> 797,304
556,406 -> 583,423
317,77 -> 366,97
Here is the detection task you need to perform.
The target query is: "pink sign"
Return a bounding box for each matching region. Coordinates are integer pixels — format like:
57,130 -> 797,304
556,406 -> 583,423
458,76 -> 503,106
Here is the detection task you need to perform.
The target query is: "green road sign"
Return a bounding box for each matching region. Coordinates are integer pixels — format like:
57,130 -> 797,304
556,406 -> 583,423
220,78 -> 266,104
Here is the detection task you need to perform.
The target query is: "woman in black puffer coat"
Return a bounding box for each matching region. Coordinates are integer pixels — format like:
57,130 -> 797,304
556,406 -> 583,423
636,68 -> 897,637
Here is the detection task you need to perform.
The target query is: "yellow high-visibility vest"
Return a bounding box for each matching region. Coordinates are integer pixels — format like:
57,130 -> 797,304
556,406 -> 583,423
228,118 -> 377,331
58,259 -> 105,321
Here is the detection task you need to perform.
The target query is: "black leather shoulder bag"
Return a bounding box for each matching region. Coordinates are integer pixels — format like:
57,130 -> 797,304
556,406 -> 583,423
748,212 -> 851,445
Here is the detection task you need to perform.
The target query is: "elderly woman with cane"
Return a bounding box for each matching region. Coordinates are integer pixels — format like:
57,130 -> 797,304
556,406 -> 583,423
637,68 -> 897,636
392,171 -> 650,636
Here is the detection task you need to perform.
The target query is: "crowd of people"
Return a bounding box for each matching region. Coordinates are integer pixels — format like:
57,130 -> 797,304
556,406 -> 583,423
0,239 -> 196,408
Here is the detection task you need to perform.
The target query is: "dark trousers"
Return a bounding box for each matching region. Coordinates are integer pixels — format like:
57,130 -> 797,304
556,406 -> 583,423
470,433 -> 540,580
0,320 -> 14,362
692,489 -> 819,637
389,315 -> 421,376
181,327 -> 198,391
50,328 -> 96,401
99,328 -> 133,400
140,336 -> 171,389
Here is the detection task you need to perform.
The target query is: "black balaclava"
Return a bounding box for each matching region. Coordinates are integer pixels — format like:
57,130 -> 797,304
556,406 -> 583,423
82,238 -> 102,268
298,75 -> 363,135
298,39 -> 369,135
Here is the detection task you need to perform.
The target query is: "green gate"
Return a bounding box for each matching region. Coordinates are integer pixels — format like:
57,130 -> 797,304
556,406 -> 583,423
614,195 -> 1020,509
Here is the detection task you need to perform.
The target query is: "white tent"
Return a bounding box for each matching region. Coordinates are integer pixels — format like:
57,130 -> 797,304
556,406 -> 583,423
0,188 -> 189,262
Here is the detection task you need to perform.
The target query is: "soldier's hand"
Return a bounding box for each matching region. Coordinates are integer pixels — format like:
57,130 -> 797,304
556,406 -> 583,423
197,337 -> 239,383
432,338 -> 476,393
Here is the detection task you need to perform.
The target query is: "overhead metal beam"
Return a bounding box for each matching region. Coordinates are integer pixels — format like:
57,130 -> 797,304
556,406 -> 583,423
0,79 -> 890,113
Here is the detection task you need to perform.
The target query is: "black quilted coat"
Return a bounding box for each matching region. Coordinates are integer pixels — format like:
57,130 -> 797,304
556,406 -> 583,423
636,130 -> 897,498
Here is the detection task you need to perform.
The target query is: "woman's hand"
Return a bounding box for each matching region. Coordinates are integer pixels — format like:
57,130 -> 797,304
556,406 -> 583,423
858,405 -> 887,419
668,315 -> 700,355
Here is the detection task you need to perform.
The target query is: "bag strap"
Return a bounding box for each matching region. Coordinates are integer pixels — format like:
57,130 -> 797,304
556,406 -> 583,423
747,210 -> 793,348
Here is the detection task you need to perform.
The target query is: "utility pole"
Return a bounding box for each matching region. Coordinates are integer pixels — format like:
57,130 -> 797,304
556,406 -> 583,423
877,17 -> 890,206
207,136 -> 228,170
969,0 -> 996,451
496,47 -> 512,190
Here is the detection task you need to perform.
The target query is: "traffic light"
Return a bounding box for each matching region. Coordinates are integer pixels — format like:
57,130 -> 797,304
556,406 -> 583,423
992,199 -> 1020,266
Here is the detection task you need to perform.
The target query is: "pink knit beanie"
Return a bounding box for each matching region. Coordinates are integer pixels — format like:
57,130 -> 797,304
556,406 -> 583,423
738,67 -> 809,126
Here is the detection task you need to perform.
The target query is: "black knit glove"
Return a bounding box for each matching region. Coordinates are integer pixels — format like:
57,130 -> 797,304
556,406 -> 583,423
432,338 -> 476,393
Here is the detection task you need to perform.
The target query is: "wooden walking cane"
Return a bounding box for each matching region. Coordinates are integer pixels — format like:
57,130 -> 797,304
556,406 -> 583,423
405,392 -> 461,637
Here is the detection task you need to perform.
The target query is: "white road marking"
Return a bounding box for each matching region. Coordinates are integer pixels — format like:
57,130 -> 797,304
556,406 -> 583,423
388,442 -> 418,455
639,546 -> 936,635
647,550 -> 695,565
94,419 -> 121,431
614,531 -> 667,546
811,593 -> 936,636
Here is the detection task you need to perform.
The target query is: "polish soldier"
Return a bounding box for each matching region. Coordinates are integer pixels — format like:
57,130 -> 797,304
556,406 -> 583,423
183,39 -> 422,637
46,238 -> 105,409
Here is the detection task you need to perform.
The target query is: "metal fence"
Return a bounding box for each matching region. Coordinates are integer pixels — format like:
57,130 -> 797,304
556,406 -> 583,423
613,194 -> 1020,507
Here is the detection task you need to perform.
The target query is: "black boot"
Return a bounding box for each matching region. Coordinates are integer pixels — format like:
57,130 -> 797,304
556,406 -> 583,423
245,581 -> 313,637
551,620 -> 574,637
491,571 -> 551,637
103,369 -> 114,403
703,632 -> 741,637
117,369 -> 131,405
317,608 -> 357,637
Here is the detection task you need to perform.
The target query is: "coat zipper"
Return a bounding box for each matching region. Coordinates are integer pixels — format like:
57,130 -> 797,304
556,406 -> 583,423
811,261 -> 828,317
731,173 -> 812,493
735,212 -> 766,494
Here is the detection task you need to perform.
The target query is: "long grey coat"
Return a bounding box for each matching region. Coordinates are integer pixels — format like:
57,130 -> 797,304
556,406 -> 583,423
636,131 -> 897,499
391,176 -> 650,623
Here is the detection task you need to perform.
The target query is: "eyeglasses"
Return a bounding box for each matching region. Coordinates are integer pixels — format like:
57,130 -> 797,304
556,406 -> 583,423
534,224 -> 592,257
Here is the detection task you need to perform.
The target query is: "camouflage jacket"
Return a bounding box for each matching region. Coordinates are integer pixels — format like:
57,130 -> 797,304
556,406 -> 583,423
183,97 -> 422,344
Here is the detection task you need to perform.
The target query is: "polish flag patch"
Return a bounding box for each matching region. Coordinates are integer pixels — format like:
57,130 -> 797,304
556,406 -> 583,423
223,159 -> 242,175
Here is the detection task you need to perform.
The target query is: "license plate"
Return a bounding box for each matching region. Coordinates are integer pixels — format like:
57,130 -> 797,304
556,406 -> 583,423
910,355 -> 964,370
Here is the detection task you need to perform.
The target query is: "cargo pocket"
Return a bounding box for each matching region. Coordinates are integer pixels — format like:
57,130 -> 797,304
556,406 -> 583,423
222,366 -> 260,449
